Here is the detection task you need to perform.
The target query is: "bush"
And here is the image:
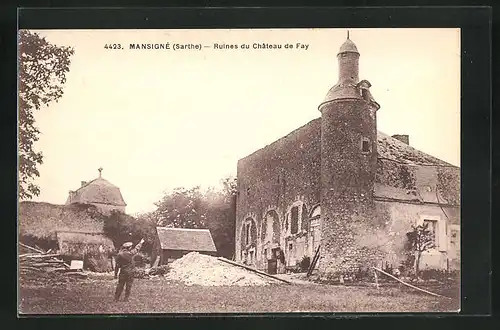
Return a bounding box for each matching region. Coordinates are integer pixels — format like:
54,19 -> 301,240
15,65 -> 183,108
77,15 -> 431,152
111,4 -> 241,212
133,265 -> 170,278
148,265 -> 170,276
419,268 -> 459,282
103,210 -> 156,255
299,256 -> 311,272
133,252 -> 151,268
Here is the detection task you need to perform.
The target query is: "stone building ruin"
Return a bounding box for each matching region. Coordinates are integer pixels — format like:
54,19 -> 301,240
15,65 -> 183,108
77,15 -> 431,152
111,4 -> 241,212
235,35 -> 460,279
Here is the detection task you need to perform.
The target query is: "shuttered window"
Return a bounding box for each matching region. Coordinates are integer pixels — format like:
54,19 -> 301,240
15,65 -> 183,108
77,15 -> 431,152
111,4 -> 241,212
291,206 -> 299,234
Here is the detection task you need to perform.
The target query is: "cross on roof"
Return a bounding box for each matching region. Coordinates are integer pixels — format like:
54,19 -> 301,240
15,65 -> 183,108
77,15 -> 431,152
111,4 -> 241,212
98,167 -> 103,177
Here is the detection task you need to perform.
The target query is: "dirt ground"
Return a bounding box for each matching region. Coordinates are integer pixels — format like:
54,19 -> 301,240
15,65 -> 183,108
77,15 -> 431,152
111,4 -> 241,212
18,275 -> 460,314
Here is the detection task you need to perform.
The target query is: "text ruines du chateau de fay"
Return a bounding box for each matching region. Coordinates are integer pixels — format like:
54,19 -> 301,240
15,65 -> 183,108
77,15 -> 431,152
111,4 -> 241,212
124,42 -> 310,50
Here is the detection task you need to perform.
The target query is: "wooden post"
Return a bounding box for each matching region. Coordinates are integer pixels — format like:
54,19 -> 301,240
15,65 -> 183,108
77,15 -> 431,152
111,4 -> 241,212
307,245 -> 320,277
373,269 -> 379,289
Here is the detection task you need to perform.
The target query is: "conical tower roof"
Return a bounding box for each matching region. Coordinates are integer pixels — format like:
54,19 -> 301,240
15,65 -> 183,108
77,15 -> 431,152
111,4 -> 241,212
338,38 -> 359,54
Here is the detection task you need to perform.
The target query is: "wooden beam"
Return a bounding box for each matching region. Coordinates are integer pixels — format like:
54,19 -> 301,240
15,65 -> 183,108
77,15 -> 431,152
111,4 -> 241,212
19,242 -> 45,254
217,257 -> 292,284
372,267 -> 452,299
307,245 -> 321,277
20,254 -> 61,259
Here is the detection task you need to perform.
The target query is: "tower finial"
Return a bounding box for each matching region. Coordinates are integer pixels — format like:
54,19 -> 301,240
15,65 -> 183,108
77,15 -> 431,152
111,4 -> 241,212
347,30 -> 350,39
98,167 -> 103,177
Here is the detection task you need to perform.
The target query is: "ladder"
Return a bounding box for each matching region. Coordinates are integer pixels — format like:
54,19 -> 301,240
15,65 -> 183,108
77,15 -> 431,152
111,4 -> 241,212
306,245 -> 321,277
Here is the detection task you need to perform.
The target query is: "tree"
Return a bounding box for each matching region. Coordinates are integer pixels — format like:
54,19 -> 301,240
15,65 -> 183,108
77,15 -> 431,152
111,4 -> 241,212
406,222 -> 435,278
154,186 -> 207,229
102,211 -> 156,255
18,30 -> 75,200
150,177 -> 237,258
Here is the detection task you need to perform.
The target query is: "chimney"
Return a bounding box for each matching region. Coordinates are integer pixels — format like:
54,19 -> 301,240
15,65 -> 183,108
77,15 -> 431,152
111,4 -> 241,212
391,134 -> 409,145
81,181 -> 87,187
67,191 -> 75,204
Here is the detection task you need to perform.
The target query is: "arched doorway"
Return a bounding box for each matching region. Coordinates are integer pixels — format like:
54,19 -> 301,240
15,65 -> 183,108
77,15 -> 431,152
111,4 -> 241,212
309,205 -> 321,260
261,210 -> 282,274
240,217 -> 257,266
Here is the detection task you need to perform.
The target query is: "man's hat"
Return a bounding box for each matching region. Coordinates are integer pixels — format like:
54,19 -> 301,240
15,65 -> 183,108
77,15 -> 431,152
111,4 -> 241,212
122,242 -> 133,249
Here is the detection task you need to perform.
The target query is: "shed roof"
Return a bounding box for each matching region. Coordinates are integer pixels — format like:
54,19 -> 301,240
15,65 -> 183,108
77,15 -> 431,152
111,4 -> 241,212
156,227 -> 217,253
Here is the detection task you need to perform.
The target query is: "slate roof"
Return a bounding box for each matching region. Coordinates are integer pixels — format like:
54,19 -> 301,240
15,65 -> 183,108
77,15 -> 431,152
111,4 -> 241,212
377,131 -> 455,167
156,227 -> 217,253
240,118 -> 457,168
67,177 -> 126,206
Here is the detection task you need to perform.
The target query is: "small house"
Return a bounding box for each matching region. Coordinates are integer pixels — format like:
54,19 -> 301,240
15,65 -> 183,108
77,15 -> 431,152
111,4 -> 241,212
151,227 -> 218,266
18,201 -> 114,272
56,231 -> 115,272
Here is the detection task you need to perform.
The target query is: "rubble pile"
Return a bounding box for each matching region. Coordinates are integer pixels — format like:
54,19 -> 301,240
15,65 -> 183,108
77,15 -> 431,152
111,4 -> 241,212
166,252 -> 274,286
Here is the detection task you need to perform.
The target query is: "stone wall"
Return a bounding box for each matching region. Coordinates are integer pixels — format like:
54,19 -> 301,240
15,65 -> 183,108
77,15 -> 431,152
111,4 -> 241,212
235,107 -> 460,277
236,119 -> 321,270
374,200 -> 460,272
375,158 -> 460,206
318,98 -> 380,278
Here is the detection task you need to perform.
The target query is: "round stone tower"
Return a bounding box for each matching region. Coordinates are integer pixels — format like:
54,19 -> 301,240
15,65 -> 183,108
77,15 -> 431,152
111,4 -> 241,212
317,34 -> 381,279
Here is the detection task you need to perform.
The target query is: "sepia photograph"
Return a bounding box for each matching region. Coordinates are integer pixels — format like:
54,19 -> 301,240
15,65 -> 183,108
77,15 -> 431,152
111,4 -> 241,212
18,28 -> 461,314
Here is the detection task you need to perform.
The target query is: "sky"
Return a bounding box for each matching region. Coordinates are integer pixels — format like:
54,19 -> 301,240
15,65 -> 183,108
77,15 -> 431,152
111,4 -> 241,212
25,28 -> 461,215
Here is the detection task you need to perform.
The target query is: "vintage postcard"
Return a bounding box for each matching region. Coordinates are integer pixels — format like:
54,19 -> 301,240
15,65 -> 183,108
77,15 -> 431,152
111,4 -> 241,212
18,28 -> 460,314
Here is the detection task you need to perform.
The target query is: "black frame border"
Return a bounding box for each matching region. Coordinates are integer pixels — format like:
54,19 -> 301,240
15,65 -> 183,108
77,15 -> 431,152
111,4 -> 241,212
3,5 -> 492,323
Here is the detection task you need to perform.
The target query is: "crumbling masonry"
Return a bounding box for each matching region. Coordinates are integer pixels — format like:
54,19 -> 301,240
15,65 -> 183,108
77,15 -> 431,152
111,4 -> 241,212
235,36 -> 460,280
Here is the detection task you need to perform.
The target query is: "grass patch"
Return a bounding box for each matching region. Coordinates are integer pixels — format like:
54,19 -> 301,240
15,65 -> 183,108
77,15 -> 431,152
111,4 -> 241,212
18,278 -> 459,314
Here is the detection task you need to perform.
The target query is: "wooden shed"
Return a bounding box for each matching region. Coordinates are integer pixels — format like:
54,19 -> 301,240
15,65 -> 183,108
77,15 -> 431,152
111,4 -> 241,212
55,231 -> 115,272
151,227 -> 218,266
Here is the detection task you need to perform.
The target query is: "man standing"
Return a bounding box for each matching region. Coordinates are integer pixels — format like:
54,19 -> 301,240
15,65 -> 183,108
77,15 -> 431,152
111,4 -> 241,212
114,238 -> 145,302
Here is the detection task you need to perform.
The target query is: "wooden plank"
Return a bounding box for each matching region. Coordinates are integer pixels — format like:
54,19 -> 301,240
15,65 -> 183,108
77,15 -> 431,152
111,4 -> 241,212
372,267 -> 452,299
307,245 -> 321,277
19,253 -> 37,258
20,253 -> 61,259
217,257 -> 292,284
152,256 -> 160,267
373,269 -> 379,289
19,243 -> 45,254
19,266 -> 43,272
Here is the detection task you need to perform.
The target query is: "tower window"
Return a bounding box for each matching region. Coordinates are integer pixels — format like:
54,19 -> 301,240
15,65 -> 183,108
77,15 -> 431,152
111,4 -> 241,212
361,138 -> 371,153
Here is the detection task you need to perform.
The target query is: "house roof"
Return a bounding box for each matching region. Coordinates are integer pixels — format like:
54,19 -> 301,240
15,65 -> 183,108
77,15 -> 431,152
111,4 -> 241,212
239,118 -> 457,168
68,177 -> 126,206
377,132 -> 455,167
156,227 -> 217,253
18,201 -> 105,239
